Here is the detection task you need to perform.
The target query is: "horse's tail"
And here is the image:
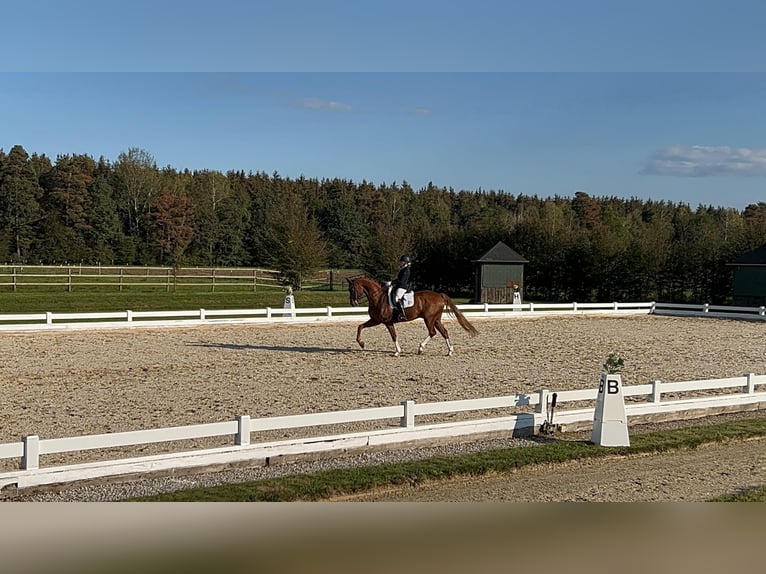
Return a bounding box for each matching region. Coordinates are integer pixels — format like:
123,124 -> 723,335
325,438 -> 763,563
443,295 -> 478,337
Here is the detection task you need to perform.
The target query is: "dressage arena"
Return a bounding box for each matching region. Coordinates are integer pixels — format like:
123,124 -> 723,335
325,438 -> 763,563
1,314 -> 765,472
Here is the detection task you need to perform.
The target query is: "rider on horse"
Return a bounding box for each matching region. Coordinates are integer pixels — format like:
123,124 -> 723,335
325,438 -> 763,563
392,255 -> 411,320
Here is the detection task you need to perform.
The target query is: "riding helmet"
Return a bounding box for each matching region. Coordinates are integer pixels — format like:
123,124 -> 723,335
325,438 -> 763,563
399,255 -> 411,263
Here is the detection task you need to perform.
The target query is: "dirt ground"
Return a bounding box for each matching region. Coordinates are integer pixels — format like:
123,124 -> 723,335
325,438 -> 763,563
2,313 -> 765,482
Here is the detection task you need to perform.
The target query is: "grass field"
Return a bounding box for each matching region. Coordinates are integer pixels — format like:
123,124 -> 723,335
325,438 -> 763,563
130,418 -> 766,502
0,287 -> 355,313
0,265 -> 367,312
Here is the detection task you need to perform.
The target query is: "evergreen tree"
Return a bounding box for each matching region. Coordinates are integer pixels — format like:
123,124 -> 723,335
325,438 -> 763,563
36,154 -> 97,263
317,178 -> 368,269
0,145 -> 44,262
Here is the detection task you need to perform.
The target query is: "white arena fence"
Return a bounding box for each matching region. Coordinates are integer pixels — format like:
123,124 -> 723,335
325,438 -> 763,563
0,300 -> 656,332
651,301 -> 766,321
1,372 -> 765,490
1,300 -> 764,490
0,300 -> 764,332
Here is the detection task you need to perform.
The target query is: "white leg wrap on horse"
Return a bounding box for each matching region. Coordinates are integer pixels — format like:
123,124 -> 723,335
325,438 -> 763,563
419,335 -> 432,353
446,338 -> 453,356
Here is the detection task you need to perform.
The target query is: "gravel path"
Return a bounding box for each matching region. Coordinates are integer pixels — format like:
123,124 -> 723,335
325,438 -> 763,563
1,313 -> 765,501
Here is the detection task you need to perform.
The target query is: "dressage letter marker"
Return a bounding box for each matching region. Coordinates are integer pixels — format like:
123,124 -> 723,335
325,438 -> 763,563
590,373 -> 630,446
283,287 -> 296,318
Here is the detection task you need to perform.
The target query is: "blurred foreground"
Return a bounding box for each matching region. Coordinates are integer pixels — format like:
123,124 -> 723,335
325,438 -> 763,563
1,504 -> 761,574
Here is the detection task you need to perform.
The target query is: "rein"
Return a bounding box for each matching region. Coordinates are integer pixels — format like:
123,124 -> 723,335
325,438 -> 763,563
351,277 -> 387,307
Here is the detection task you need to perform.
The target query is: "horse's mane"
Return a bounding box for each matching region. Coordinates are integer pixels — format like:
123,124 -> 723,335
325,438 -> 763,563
349,273 -> 384,286
349,274 -> 388,297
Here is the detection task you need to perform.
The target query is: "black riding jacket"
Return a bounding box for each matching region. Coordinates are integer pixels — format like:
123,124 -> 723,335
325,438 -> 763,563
393,265 -> 411,291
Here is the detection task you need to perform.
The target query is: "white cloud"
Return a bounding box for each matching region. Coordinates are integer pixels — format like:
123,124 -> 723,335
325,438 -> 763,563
294,97 -> 352,111
642,145 -> 766,176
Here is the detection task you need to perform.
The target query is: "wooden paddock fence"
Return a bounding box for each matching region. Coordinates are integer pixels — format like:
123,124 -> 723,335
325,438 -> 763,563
1,372 -> 764,490
0,265 -> 360,292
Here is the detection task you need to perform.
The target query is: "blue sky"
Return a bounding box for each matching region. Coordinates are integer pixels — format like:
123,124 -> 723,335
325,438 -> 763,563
2,1 -> 766,210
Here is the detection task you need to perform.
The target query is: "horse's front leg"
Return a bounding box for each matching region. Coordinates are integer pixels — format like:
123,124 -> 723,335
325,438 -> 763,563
385,323 -> 402,357
356,318 -> 379,350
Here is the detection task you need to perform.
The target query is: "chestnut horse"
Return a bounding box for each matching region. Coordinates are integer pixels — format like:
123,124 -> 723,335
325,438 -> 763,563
347,276 -> 478,356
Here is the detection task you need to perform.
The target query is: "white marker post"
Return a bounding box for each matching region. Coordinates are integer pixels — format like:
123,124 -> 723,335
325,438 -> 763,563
283,286 -> 296,318
591,372 -> 630,446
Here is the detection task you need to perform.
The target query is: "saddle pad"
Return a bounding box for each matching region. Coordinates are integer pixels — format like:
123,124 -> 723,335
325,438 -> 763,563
388,289 -> 415,309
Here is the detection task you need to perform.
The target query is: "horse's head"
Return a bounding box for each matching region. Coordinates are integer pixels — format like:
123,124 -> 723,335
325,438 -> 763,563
347,277 -> 363,307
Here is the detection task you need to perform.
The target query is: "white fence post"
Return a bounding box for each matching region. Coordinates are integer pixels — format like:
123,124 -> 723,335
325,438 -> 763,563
22,435 -> 40,470
46,312 -> 53,325
650,380 -> 662,403
199,308 -> 206,320
746,373 -> 755,394
760,307 -> 765,317
126,310 -> 133,322
235,415 -> 251,446
327,306 -> 333,318
536,389 -> 549,418
401,400 -> 415,428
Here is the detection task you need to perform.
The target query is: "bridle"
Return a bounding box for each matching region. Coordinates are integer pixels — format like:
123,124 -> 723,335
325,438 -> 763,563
347,277 -> 381,307
348,278 -> 364,307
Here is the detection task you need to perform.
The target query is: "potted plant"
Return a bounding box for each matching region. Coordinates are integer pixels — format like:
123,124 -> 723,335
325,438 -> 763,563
602,352 -> 624,374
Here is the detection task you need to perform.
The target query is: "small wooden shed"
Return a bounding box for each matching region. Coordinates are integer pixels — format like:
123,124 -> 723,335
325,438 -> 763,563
728,244 -> 766,307
472,241 -> 528,303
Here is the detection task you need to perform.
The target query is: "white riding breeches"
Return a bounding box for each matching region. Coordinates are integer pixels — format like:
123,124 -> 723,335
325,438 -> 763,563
395,288 -> 406,302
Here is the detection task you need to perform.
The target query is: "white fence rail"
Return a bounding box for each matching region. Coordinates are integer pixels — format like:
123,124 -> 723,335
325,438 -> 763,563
3,301 -> 766,332
653,302 -> 766,321
2,372 -> 765,490
0,301 -> 655,332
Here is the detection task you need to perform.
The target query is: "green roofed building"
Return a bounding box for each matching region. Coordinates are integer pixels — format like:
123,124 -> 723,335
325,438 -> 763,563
472,241 -> 528,303
728,244 -> 766,307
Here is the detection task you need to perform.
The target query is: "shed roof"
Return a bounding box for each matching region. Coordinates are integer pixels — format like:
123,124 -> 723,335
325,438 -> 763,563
473,241 -> 528,264
728,244 -> 766,266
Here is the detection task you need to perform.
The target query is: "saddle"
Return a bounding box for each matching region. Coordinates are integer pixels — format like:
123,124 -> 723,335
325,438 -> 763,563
386,285 -> 414,309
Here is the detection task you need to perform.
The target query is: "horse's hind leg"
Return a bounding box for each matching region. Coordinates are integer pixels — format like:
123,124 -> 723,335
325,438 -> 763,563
417,332 -> 432,355
432,319 -> 453,356
418,317 -> 450,355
